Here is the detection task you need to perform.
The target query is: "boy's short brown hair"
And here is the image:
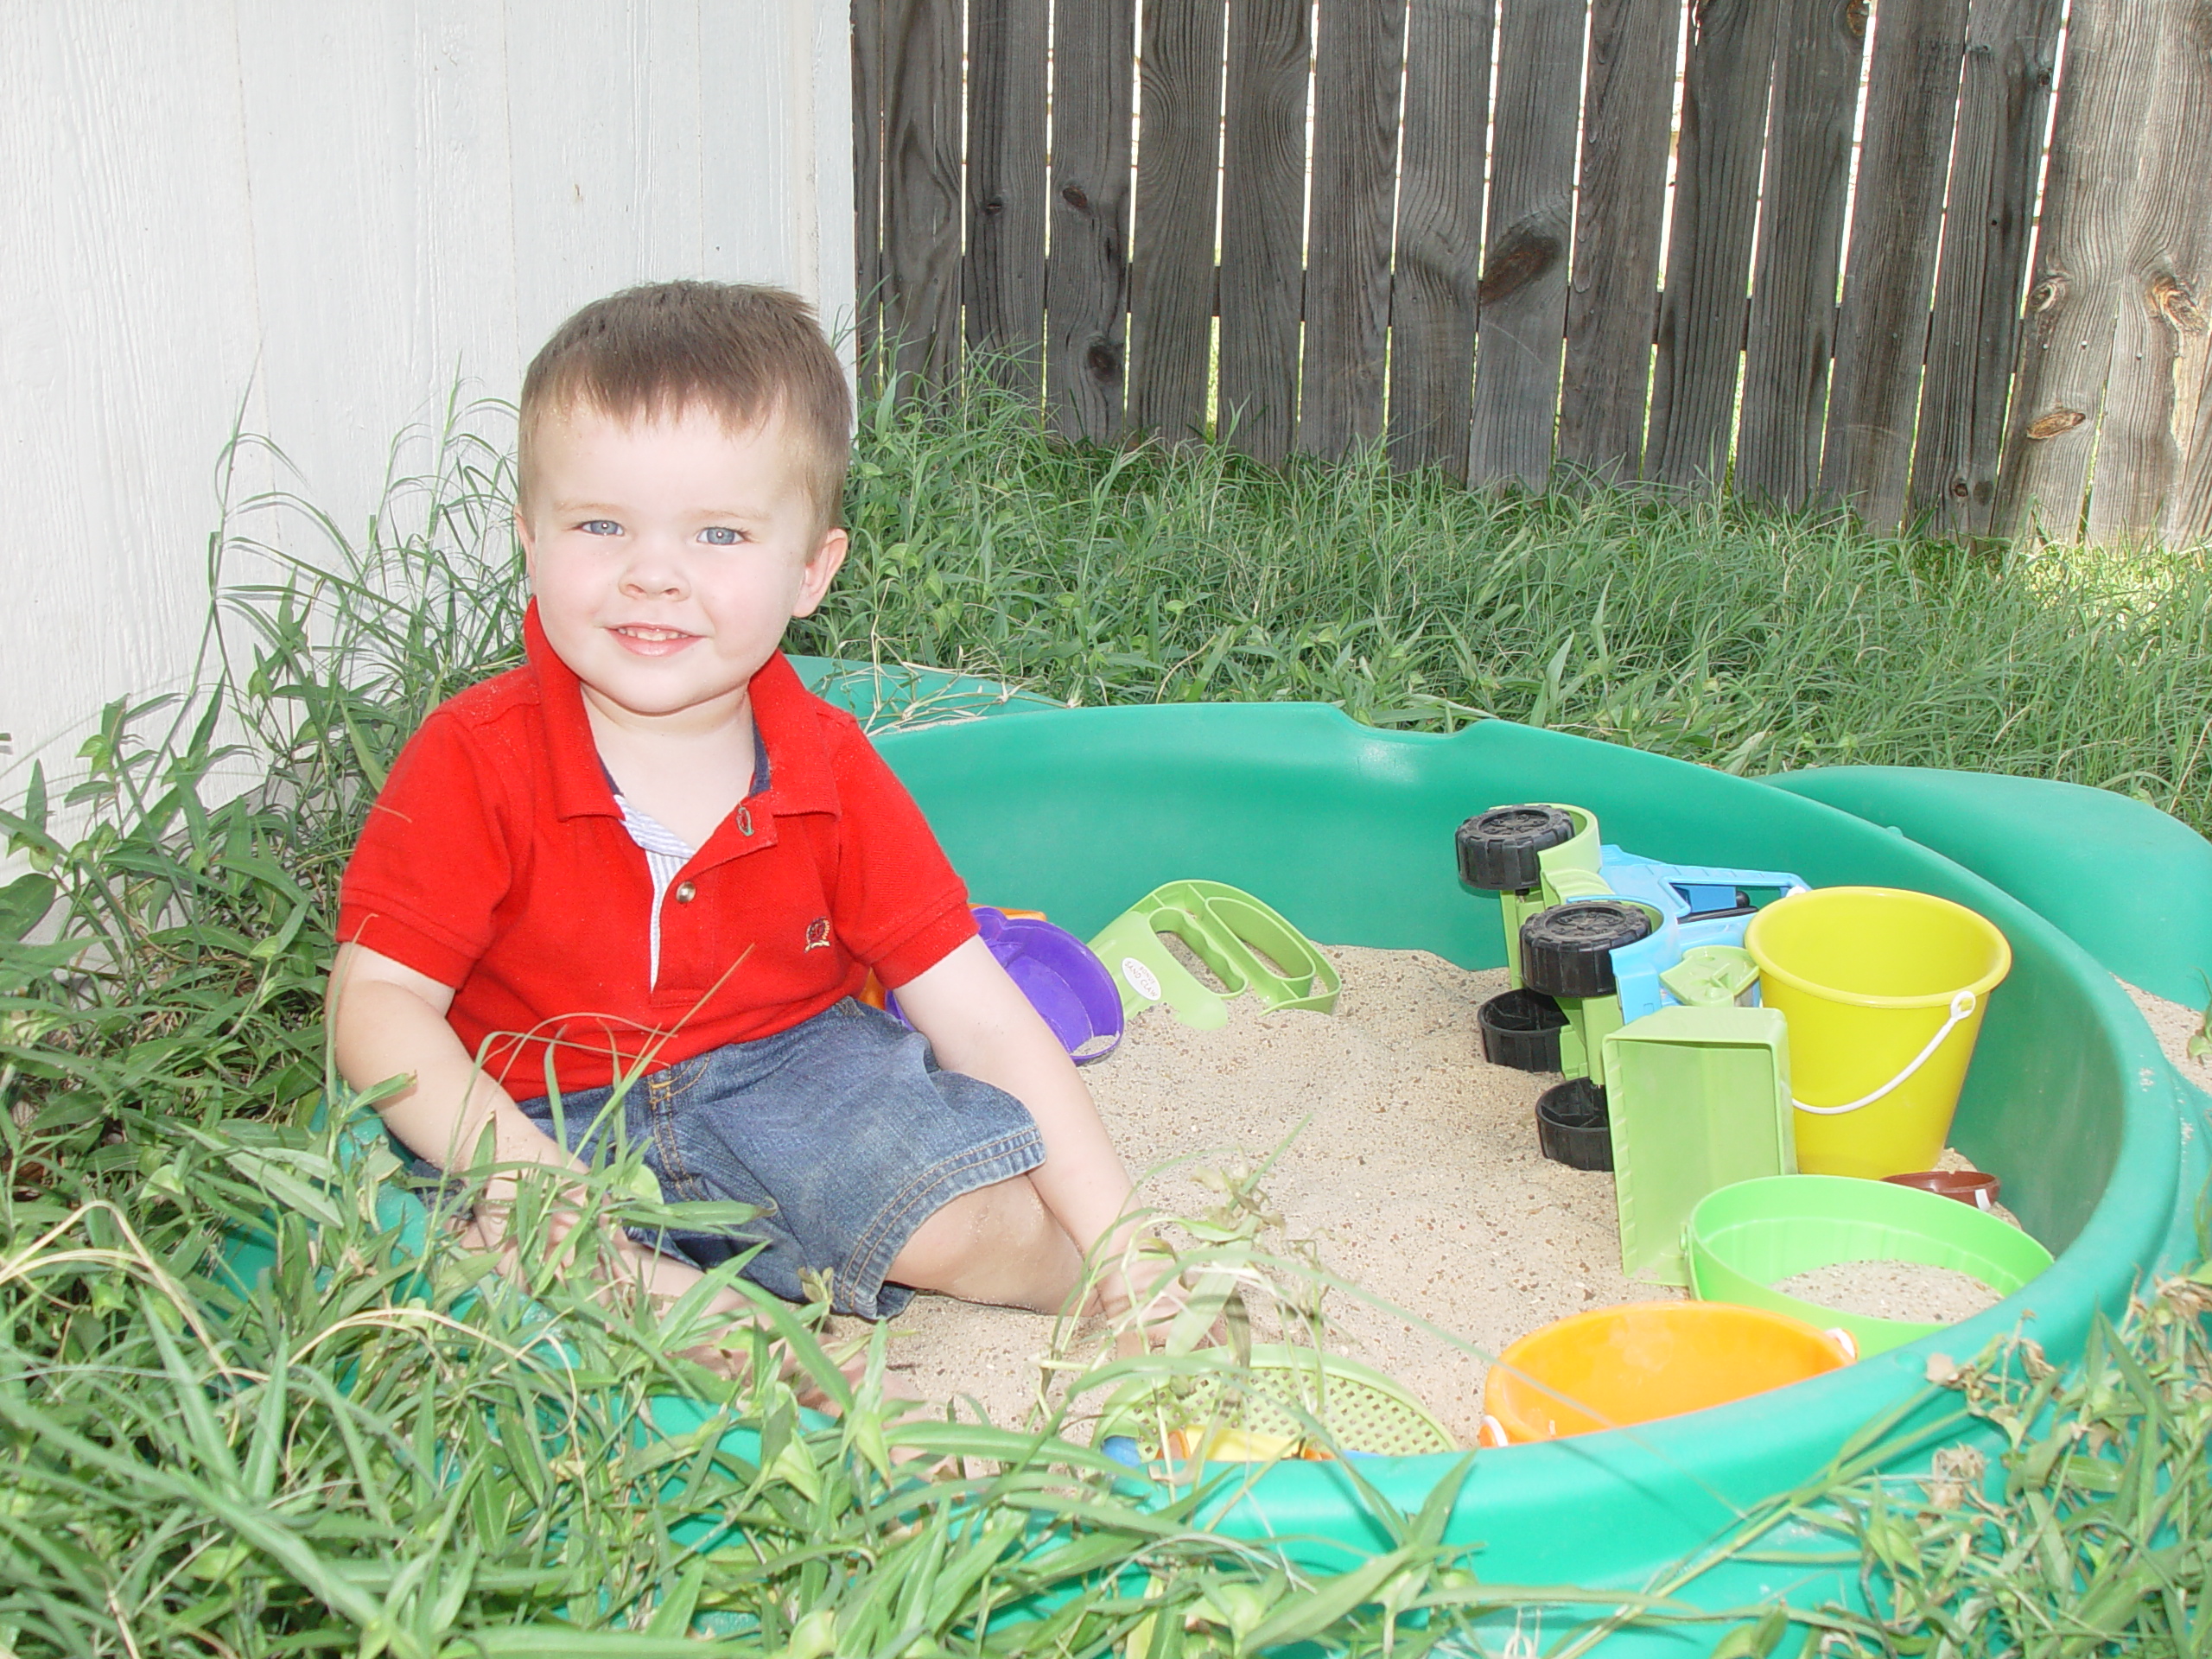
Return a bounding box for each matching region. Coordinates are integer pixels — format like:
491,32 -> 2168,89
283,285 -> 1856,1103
518,281 -> 852,531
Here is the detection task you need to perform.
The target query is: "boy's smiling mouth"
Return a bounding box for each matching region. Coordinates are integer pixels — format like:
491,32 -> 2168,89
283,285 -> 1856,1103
610,624 -> 701,654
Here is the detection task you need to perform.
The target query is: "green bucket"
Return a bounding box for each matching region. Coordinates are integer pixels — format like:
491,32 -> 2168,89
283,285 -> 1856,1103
1687,1173 -> 2055,1356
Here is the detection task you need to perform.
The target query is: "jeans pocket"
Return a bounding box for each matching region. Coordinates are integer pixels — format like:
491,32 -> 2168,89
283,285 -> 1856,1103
658,1052 -> 712,1102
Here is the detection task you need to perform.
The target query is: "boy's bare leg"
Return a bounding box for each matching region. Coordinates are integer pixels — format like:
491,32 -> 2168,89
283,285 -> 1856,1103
885,1175 -> 1192,1360
886,1173 -> 1083,1312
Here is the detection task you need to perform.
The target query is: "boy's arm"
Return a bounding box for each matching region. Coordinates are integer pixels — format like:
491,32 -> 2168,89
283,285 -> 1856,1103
326,943 -> 738,1315
327,941 -> 575,1185
890,937 -> 1143,1271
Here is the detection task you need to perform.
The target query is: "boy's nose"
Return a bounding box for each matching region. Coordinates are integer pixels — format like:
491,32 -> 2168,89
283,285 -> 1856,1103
620,545 -> 688,597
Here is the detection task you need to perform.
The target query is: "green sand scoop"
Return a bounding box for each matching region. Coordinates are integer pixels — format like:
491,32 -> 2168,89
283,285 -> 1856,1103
1605,1003 -> 1795,1286
1088,879 -> 1341,1028
1597,945 -> 1796,1285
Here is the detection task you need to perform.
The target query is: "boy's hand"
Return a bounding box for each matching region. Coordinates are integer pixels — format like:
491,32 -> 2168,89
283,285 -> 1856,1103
456,1170 -> 587,1257
1093,1236 -> 1230,1357
1095,1240 -> 1186,1357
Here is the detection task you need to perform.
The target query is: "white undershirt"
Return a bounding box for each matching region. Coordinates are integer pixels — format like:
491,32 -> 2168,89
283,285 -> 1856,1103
612,796 -> 695,988
607,728 -> 768,989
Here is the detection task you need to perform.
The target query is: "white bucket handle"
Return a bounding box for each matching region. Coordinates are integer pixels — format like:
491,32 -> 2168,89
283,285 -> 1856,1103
1792,988 -> 1977,1116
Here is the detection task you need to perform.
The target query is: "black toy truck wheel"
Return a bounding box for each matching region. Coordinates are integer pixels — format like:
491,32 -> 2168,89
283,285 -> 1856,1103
1455,804 -> 1577,892
1518,899 -> 1654,999
1478,988 -> 1567,1071
1536,1078 -> 1611,1170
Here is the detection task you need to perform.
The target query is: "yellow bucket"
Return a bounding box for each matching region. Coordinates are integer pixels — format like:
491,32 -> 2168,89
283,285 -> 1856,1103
1745,887 -> 2011,1179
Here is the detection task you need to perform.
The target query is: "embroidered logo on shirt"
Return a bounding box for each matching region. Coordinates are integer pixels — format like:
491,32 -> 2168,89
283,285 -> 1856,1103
804,918 -> 832,951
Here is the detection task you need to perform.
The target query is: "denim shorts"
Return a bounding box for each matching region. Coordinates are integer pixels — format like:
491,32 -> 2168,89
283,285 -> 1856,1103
518,997 -> 1044,1318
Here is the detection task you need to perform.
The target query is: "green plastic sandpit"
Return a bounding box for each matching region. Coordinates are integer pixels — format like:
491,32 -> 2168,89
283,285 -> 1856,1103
221,667 -> 2212,1655
862,691 -> 2209,1654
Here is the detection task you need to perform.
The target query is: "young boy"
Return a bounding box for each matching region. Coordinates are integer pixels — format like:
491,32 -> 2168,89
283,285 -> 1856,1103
329,281 -> 1147,1332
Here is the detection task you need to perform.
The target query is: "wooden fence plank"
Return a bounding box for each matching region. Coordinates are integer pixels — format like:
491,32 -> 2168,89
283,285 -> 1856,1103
2086,0 -> 2212,544
1297,0 -> 1408,458
1736,0 -> 1867,509
1908,0 -> 2061,537
1558,0 -> 1685,483
1993,0 -> 2164,540
2166,263 -> 2212,545
1046,0 -> 1135,441
1386,0 -> 1494,476
1646,0 -> 1781,488
1466,0 -> 1585,490
878,0 -> 963,391
964,0 -> 1049,395
1821,0 -> 1968,531
851,0 -> 885,387
1217,0 -> 1311,461
2177,346 -> 2212,542
1128,0 -> 1228,442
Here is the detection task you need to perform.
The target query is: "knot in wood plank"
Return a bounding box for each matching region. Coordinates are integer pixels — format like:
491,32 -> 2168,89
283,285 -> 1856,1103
1084,336 -> 1120,380
1477,222 -> 1563,308
1060,183 -> 1090,211
2027,270 -> 2069,313
2024,408 -> 2087,441
2151,273 -> 2206,334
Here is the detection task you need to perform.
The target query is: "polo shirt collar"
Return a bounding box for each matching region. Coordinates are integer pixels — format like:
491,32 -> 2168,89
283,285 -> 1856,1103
523,600 -> 842,823
741,651 -> 842,818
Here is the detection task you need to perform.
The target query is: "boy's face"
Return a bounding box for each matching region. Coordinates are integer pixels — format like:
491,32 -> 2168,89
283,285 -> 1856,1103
518,400 -> 846,733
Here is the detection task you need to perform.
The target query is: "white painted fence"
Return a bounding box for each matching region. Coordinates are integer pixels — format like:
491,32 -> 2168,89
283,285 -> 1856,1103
1,0 -> 853,778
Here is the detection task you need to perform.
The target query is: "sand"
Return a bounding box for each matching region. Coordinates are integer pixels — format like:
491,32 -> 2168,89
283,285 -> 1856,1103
2118,978 -> 2212,1081
869,945 -> 1670,1446
857,956 -> 2209,1446
1773,1261 -> 2005,1325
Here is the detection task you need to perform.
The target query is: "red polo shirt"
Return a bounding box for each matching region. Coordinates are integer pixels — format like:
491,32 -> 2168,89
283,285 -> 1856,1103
336,603 -> 976,1102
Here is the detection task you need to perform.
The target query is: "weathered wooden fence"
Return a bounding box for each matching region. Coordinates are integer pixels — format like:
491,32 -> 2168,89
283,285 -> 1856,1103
852,0 -> 2212,546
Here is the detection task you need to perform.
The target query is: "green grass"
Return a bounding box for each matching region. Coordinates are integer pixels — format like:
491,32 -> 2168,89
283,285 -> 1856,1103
811,380 -> 2212,834
1,385 -> 2208,1655
1823,1275 -> 2212,1656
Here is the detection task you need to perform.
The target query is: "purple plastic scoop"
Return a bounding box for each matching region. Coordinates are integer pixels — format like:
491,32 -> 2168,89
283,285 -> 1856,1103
888,907 -> 1125,1063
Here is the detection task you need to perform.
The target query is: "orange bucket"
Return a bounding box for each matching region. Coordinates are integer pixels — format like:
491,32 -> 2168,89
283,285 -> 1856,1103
1482,1301 -> 1855,1443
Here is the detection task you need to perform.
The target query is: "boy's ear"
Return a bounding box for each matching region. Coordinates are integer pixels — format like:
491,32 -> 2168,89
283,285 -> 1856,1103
791,526 -> 849,619
514,505 -> 538,581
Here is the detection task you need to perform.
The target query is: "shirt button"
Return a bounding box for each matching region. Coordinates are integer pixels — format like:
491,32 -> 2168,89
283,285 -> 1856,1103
737,806 -> 753,836
674,881 -> 696,903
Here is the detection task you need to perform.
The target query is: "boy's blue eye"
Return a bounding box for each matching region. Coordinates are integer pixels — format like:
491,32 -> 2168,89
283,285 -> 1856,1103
580,519 -> 620,537
700,526 -> 745,546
